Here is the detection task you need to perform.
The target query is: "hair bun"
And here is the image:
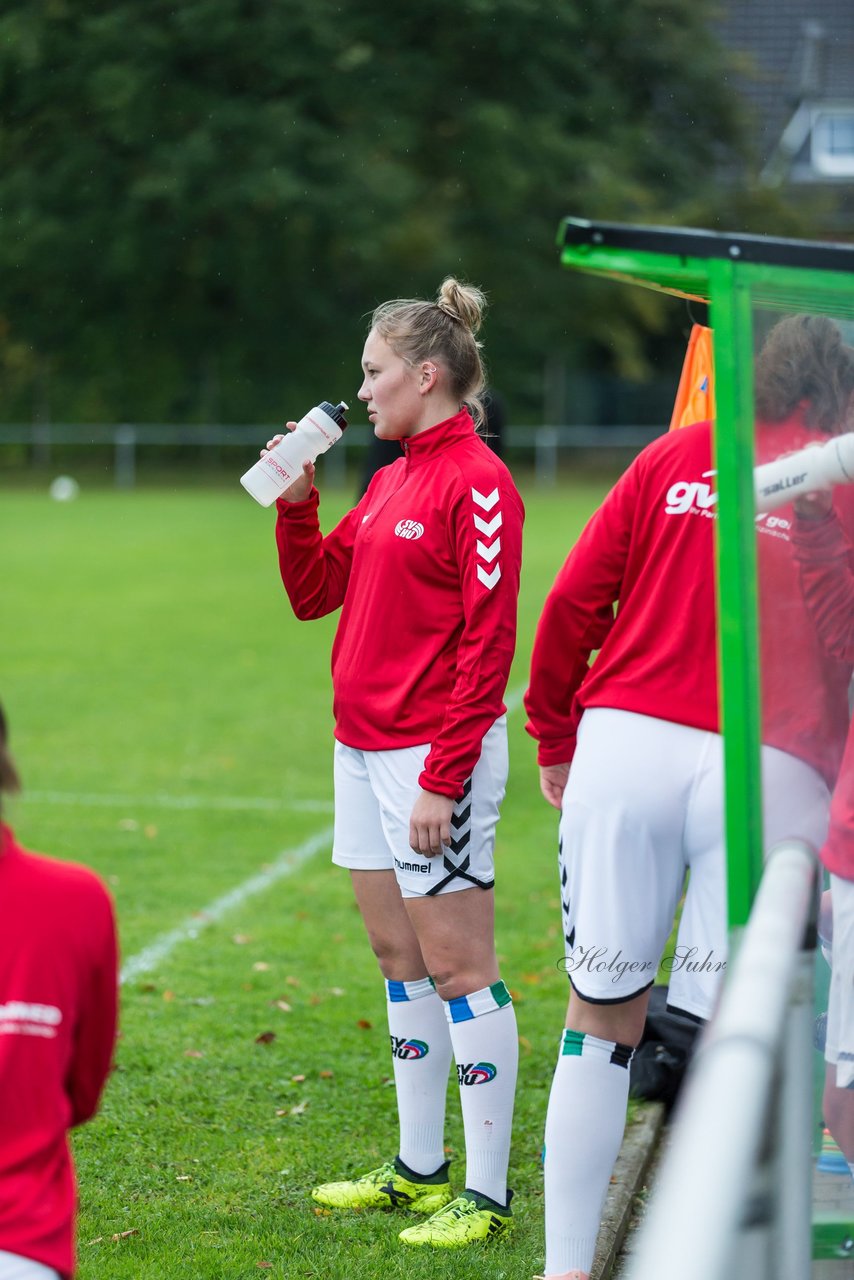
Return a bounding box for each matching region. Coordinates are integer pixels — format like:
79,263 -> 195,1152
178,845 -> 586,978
436,277 -> 486,335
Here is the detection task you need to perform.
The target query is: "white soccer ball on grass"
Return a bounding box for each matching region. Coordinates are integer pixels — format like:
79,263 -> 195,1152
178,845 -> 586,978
49,475 -> 80,502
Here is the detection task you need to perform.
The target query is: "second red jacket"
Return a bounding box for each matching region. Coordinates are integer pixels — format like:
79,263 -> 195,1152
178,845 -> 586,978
525,416 -> 854,790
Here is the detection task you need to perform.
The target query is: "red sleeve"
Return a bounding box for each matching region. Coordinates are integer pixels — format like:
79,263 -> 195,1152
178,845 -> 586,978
790,509 -> 854,663
275,488 -> 361,620
67,882 -> 118,1127
524,461 -> 640,766
418,474 -> 524,797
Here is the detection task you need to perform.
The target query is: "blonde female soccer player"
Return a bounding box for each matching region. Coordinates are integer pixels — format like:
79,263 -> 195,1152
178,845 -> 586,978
264,279 -> 523,1248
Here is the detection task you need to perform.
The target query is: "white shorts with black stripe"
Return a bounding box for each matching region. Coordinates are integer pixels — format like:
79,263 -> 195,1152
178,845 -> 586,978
332,717 -> 508,898
558,708 -> 830,1021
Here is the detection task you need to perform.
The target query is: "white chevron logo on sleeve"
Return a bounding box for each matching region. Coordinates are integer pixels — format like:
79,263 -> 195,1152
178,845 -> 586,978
476,537 -> 501,563
473,511 -> 502,538
471,486 -> 500,511
477,564 -> 502,589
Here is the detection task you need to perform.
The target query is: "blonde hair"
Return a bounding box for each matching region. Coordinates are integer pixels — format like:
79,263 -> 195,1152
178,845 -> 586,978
370,277 -> 488,427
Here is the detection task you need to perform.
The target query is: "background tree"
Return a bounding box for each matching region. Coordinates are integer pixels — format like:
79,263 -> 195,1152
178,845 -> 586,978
0,0 -> 815,426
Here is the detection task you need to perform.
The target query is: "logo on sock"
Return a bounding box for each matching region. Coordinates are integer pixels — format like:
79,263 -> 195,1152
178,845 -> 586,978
390,1035 -> 429,1060
457,1060 -> 496,1085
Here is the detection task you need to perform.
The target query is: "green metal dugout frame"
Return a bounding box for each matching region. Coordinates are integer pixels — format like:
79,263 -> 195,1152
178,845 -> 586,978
558,217 -> 854,925
557,217 -> 854,1262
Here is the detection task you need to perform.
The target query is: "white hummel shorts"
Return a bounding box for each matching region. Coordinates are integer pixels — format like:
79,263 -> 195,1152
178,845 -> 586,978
558,708 -> 830,1022
332,717 -> 508,898
825,874 -> 854,1089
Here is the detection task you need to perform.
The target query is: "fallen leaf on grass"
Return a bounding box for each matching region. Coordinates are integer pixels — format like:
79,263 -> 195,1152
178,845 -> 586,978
112,1229 -> 139,1241
176,1175 -> 192,1182
253,962 -> 271,972
291,1073 -> 306,1083
518,1035 -> 533,1055
285,975 -> 300,987
319,1070 -> 334,1079
163,991 -> 175,1002
183,1049 -> 204,1059
233,933 -> 252,945
272,1000 -> 292,1013
255,1031 -> 276,1045
356,1019 -> 372,1030
309,995 -> 322,1006
313,1207 -> 331,1217
256,1261 -> 273,1269
329,987 -> 345,997
144,824 -> 158,839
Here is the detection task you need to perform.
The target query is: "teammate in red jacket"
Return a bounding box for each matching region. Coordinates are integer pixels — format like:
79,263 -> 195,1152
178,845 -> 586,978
524,314 -> 854,1280
0,706 -> 118,1280
266,279 -> 523,1247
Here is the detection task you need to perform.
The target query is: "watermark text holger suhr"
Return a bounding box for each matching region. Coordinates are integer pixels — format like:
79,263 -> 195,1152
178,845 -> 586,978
558,945 -> 726,984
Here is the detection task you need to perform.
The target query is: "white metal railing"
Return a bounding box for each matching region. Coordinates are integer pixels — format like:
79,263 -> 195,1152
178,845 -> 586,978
626,839 -> 819,1280
0,422 -> 661,488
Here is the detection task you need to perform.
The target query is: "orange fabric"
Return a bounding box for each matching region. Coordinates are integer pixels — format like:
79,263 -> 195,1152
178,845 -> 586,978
669,324 -> 715,430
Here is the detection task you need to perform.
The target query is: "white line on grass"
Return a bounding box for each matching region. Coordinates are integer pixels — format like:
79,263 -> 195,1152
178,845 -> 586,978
118,682 -> 527,985
119,825 -> 334,985
26,790 -> 333,814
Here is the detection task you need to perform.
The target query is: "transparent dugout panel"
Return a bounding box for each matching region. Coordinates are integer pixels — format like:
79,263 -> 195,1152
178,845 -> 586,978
558,219 -> 854,1263
749,300 -> 854,1261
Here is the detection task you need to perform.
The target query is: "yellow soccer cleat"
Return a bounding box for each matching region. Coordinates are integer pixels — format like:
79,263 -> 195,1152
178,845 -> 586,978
398,1189 -> 514,1246
311,1157 -> 452,1213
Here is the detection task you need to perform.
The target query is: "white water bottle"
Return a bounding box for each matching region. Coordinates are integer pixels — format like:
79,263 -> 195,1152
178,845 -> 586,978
754,432 -> 854,512
240,400 -> 349,507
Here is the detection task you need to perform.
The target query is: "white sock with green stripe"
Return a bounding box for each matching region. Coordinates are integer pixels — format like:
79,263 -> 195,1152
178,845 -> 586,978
386,977 -> 453,1177
544,1028 -> 634,1275
445,979 -> 517,1205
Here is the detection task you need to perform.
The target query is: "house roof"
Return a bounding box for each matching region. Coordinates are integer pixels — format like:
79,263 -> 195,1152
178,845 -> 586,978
715,0 -> 854,167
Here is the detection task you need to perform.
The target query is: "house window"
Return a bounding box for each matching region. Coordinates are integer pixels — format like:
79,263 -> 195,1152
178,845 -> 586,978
811,108 -> 854,177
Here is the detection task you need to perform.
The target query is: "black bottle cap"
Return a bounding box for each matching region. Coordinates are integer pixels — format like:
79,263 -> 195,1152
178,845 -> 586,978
320,400 -> 348,429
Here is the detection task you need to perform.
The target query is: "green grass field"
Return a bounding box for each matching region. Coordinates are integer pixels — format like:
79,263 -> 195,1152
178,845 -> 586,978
1,472 -> 629,1280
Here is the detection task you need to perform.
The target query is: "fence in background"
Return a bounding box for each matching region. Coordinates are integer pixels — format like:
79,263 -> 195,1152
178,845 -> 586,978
0,422 -> 662,488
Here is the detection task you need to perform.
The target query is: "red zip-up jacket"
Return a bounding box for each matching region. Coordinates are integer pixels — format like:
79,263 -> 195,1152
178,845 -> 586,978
0,826 -> 117,1278
525,417 -> 854,789
791,509 -> 854,879
275,409 -> 524,797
